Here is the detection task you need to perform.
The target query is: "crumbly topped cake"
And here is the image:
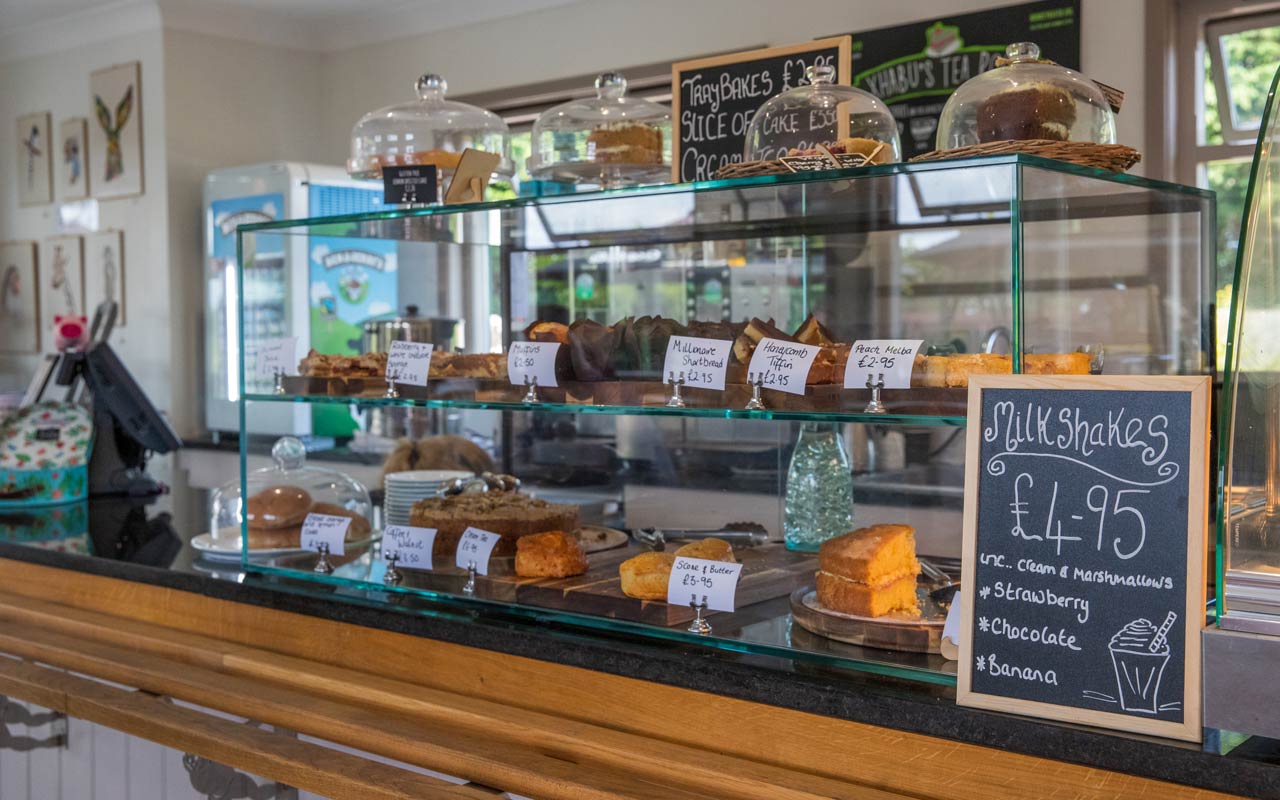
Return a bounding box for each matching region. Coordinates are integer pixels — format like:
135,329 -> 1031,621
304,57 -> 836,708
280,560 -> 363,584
410,492 -> 580,557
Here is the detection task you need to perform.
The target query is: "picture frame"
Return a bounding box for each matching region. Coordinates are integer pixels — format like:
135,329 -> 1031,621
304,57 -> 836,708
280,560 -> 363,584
15,112 -> 52,207
39,236 -> 85,346
88,61 -> 143,200
957,374 -> 1209,743
84,229 -> 125,325
0,241 -> 40,353
57,117 -> 89,201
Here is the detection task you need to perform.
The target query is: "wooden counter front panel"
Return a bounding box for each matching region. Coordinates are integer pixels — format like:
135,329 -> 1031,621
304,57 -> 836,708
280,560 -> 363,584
0,558 -> 1239,800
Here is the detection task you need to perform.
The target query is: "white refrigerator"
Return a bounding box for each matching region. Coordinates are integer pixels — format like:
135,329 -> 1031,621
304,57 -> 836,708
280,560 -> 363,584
203,162 -> 390,435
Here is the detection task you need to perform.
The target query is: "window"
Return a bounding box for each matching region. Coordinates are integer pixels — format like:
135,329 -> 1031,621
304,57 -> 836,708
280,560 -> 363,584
1174,0 -> 1280,367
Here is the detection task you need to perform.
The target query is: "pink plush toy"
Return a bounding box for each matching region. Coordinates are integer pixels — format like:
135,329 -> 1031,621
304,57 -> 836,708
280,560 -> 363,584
53,314 -> 89,351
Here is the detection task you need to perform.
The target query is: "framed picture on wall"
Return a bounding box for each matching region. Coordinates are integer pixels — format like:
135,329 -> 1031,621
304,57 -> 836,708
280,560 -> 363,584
57,117 -> 89,201
39,236 -> 84,347
0,242 -> 40,353
89,61 -> 143,200
15,112 -> 52,207
84,229 -> 124,325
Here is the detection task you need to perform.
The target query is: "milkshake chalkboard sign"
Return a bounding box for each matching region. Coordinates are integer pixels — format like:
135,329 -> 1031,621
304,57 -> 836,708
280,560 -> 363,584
671,38 -> 851,182
958,375 -> 1209,743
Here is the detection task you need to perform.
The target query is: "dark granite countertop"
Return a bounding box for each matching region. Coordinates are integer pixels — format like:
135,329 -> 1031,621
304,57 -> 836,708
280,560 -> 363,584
1,496 -> 1276,799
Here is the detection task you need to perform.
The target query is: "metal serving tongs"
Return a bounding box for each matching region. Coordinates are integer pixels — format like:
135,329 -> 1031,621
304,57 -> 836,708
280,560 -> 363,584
920,558 -> 959,606
634,522 -> 769,550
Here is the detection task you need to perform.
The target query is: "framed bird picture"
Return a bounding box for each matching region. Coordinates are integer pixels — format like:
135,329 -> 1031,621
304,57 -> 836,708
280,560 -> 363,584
0,241 -> 40,353
88,61 -> 143,200
57,118 -> 89,201
15,112 -> 52,207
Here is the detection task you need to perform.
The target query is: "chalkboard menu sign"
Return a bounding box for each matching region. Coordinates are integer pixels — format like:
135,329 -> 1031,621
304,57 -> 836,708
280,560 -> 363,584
672,38 -> 851,182
845,0 -> 1081,158
958,376 -> 1208,743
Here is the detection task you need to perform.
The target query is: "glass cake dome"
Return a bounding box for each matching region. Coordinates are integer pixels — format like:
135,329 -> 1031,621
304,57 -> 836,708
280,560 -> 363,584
347,73 -> 512,182
528,72 -> 671,189
744,64 -> 901,164
935,42 -> 1117,150
209,436 -> 372,549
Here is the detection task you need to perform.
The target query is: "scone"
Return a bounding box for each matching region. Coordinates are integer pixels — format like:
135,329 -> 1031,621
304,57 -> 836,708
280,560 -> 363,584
516,530 -> 588,578
619,551 -> 676,600
816,525 -> 921,618
674,538 -> 736,563
246,485 -> 313,530
246,523 -> 304,550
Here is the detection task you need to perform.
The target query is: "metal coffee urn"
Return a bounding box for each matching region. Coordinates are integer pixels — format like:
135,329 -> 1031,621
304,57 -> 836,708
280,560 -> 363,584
360,305 -> 463,442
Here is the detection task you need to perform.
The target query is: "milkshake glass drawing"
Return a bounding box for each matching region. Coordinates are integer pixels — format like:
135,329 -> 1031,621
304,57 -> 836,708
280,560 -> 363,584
1108,612 -> 1176,714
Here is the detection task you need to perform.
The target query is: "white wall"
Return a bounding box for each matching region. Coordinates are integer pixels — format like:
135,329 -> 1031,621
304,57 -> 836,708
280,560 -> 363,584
319,0 -> 1148,167
163,27 -> 327,432
0,28 -> 170,405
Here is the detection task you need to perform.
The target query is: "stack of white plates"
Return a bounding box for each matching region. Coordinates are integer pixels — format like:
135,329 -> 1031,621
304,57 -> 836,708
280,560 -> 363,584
383,470 -> 473,527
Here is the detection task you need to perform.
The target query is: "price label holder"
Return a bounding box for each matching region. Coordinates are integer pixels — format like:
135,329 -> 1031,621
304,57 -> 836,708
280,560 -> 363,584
381,164 -> 438,205
384,341 -> 434,398
382,525 -> 436,585
300,512 -> 352,574
663,336 -> 732,408
844,339 -> 923,413
958,375 -> 1210,743
507,341 -> 560,403
455,526 -> 502,593
941,591 -> 964,661
256,337 -> 298,394
667,556 -> 744,635
444,149 -> 501,205
745,338 -> 820,407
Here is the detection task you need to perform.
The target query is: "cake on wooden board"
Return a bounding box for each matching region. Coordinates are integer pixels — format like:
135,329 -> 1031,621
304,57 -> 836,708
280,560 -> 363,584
816,525 -> 921,617
410,493 -> 579,559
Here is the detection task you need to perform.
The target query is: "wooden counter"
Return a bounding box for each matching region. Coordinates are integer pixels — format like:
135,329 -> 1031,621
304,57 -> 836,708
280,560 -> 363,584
0,557 -> 1240,799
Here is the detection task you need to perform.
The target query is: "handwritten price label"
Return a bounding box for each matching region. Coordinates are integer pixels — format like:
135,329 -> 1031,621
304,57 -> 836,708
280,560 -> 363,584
454,526 -> 502,574
255,337 -> 298,378
746,338 -> 820,396
843,339 -> 923,390
382,525 -> 436,569
666,556 -> 744,612
507,341 -> 560,388
663,336 -> 731,391
300,512 -> 351,557
385,341 -> 434,387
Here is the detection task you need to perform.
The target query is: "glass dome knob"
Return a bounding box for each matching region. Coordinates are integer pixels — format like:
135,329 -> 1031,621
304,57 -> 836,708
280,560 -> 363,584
1005,42 -> 1041,62
271,436 -> 307,470
805,64 -> 836,86
595,72 -> 627,99
416,73 -> 448,102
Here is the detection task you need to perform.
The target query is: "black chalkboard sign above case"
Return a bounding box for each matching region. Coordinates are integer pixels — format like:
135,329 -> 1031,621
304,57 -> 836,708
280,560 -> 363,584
958,375 -> 1209,743
671,37 -> 851,183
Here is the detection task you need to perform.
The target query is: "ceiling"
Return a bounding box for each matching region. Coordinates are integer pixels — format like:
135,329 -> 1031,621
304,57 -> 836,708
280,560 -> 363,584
0,0 -> 581,53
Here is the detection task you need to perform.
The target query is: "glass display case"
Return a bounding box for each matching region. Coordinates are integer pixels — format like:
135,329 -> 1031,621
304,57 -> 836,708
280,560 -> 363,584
1219,67 -> 1280,632
744,64 -> 901,163
347,73 -> 512,184
935,42 -> 1117,150
236,156 -> 1213,685
528,72 -> 671,190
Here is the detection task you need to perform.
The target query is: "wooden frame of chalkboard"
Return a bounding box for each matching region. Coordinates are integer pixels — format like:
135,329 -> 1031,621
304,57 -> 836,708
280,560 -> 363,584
957,375 -> 1209,743
671,37 -> 852,183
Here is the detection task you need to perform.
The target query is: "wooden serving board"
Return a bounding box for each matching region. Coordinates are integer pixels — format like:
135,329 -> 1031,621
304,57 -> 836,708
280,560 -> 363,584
395,543 -> 815,626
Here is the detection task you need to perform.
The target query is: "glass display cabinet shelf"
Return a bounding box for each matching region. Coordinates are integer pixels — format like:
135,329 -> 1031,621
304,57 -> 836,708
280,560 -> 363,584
236,154 -> 1213,685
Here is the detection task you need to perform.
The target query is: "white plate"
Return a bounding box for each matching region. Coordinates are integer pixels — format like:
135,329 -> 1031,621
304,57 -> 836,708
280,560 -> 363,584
385,469 -> 471,485
192,527 -> 381,562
